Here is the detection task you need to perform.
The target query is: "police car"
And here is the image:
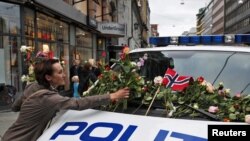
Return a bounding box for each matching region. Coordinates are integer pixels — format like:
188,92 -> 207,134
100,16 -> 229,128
38,34 -> 250,141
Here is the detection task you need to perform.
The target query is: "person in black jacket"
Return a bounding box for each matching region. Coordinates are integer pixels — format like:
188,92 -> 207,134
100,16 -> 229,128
88,58 -> 101,77
78,62 -> 97,95
69,59 -> 82,96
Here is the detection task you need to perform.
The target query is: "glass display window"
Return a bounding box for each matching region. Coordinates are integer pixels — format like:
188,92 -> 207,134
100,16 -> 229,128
0,2 -> 20,34
36,13 -> 69,43
75,28 -> 93,62
75,47 -> 93,63
24,8 -> 35,38
97,37 -> 105,50
37,42 -> 56,59
58,43 -> 70,90
23,8 -> 35,53
1,36 -> 21,91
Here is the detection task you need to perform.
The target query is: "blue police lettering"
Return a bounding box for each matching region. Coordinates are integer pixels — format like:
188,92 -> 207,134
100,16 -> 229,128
50,122 -> 206,141
50,122 -> 137,140
50,122 -> 88,140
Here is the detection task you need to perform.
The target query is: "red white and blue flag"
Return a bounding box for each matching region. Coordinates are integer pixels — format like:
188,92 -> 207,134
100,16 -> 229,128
162,68 -> 193,91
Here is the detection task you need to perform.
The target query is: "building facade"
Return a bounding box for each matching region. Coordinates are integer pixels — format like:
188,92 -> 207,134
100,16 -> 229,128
224,0 -> 250,34
202,1 -> 213,35
196,0 -> 250,35
0,0 -> 148,93
196,7 -> 206,35
212,0 -> 224,34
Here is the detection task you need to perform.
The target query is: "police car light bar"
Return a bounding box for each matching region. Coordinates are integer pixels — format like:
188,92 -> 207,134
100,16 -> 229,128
149,34 -> 250,46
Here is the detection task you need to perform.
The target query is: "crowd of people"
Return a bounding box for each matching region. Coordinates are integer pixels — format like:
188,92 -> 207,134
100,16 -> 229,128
70,58 -> 101,98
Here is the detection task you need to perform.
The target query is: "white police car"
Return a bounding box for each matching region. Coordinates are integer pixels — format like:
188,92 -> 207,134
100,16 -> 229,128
38,34 -> 250,141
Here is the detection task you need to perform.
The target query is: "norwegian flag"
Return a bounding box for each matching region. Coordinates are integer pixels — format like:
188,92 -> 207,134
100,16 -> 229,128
162,68 -> 193,91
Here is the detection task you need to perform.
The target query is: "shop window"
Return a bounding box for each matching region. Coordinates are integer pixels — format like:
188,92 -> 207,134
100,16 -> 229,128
24,8 -> 35,38
75,28 -> 93,61
23,8 -> 35,50
1,36 -> 20,91
36,13 -> 69,43
0,2 -> 20,34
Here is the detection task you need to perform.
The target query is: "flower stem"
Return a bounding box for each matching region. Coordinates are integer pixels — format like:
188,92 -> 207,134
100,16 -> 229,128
145,87 -> 160,116
123,99 -> 127,110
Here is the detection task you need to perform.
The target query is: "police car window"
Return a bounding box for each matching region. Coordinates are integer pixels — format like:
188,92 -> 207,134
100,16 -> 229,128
129,51 -> 171,81
129,51 -> 250,95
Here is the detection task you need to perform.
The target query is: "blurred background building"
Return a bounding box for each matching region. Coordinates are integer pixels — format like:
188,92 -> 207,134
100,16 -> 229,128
0,0 -> 150,93
196,0 -> 250,35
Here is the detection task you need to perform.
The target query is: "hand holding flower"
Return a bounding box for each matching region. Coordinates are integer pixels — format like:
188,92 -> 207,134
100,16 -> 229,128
110,87 -> 130,102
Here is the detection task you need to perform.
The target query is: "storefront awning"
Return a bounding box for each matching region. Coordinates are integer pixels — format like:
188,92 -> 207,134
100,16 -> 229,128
34,0 -> 87,25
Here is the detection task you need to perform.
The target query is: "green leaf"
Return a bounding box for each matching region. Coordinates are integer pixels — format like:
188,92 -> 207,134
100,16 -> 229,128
246,106 -> 250,112
110,58 -> 119,63
145,96 -> 153,101
229,113 -> 237,120
123,66 -> 130,73
157,92 -> 164,99
178,99 -> 185,104
229,106 -> 235,112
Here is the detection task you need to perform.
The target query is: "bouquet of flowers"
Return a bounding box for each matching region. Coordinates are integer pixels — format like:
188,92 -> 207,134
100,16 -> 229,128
82,46 -> 250,123
20,44 -> 63,83
83,46 -> 145,110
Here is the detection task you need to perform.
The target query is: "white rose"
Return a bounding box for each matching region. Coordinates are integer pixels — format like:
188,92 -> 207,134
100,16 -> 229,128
130,62 -> 137,67
61,61 -> 65,65
245,115 -> 250,124
206,82 -> 214,93
20,45 -> 27,52
28,65 -> 34,75
219,82 -> 223,86
154,76 -> 163,85
42,44 -> 50,53
131,69 -> 137,72
21,75 -> 27,82
224,89 -> 231,94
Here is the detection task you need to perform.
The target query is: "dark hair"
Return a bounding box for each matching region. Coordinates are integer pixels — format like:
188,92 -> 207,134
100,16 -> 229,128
34,58 -> 59,88
83,62 -> 92,70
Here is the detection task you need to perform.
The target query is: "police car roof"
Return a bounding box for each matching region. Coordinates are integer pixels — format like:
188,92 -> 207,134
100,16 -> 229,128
130,45 -> 250,53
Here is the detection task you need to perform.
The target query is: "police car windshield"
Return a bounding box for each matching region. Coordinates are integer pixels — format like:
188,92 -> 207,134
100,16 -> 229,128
129,50 -> 250,95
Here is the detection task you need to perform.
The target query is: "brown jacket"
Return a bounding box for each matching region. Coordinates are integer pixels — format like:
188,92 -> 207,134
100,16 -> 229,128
2,82 -> 110,141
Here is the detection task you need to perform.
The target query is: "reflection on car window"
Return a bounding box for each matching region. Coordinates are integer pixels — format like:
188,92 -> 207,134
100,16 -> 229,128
129,51 -> 250,95
130,52 -> 172,81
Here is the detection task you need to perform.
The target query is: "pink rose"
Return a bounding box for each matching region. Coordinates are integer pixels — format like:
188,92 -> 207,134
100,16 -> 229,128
139,58 -> 144,66
234,93 -> 241,99
208,106 -> 219,113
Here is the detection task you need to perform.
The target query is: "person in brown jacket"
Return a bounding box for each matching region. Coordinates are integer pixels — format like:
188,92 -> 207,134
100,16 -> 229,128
2,58 -> 130,141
